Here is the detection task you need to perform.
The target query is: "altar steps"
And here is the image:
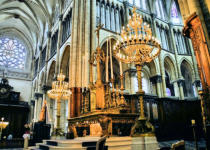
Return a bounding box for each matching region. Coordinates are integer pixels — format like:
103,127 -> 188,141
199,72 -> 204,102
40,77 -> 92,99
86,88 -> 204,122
28,136 -> 105,150
105,136 -> 132,150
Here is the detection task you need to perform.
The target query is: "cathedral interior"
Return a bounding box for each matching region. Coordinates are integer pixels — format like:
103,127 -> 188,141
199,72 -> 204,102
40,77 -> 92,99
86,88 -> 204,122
0,0 -> 209,149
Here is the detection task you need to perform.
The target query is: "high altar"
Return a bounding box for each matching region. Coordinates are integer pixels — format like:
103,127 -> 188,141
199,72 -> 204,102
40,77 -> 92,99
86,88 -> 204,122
68,8 -> 161,137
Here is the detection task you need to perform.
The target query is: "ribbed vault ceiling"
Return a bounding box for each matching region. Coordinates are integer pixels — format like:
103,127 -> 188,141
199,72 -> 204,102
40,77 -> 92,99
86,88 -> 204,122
0,0 -> 62,55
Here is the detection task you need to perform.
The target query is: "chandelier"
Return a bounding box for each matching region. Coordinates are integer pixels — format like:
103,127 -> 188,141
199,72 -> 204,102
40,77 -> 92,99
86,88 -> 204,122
113,8 -> 161,65
48,72 -> 70,100
47,71 -> 71,136
113,7 -> 161,136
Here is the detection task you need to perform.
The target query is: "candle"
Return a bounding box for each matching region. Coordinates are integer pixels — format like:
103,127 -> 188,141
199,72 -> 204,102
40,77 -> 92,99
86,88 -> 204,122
106,39 -> 109,82
191,119 -> 195,125
119,61 -> 122,75
110,39 -> 113,79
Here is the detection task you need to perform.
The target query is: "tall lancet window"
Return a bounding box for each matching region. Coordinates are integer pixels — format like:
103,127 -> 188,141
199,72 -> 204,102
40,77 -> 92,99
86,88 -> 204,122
155,0 -> 165,20
0,37 -> 26,70
111,7 -> 116,31
105,5 -> 111,30
142,0 -> 147,10
171,2 -> 180,24
115,9 -> 120,33
135,0 -> 140,8
96,1 -> 100,25
101,3 -> 105,26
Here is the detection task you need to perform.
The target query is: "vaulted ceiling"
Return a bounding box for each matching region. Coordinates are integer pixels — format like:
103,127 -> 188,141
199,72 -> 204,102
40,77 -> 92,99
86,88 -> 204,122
0,0 -> 62,55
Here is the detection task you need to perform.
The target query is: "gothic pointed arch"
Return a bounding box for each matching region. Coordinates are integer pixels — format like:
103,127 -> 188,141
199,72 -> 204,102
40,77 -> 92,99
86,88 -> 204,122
180,60 -> 195,97
164,56 -> 177,96
60,45 -> 70,80
47,60 -> 56,86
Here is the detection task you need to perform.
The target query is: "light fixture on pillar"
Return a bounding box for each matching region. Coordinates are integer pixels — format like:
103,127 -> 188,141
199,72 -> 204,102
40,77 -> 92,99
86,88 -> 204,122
113,7 -> 161,136
0,117 -> 9,140
47,71 -> 71,137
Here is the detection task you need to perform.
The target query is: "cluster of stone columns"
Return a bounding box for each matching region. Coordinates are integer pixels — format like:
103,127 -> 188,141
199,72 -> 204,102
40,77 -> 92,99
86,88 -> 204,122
69,0 -> 92,118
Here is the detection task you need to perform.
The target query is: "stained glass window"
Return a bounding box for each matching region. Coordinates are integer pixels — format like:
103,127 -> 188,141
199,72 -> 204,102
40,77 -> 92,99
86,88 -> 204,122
0,37 -> 26,69
171,2 -> 180,23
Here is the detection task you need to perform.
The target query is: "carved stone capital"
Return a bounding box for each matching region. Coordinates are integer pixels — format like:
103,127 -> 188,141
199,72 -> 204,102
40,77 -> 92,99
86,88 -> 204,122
30,100 -> 35,105
150,13 -> 157,19
177,79 -> 185,87
34,92 -> 43,99
126,69 -> 137,77
193,80 -> 201,87
39,45 -> 42,51
47,31 -> 52,38
59,14 -> 63,21
150,75 -> 162,84
42,85 -> 52,94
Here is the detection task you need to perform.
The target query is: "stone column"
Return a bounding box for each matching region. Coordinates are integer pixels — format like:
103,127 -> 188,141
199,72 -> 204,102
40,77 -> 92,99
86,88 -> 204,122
169,24 -> 184,100
173,81 -> 180,97
123,1 -> 129,25
55,14 -> 63,75
69,0 -> 79,117
128,69 -> 137,94
84,0 -> 91,87
34,99 -> 38,121
188,38 -> 201,95
177,80 -> 185,99
91,0 -> 97,83
150,75 -> 162,98
151,14 -> 164,97
43,31 -> 52,100
159,56 -> 167,97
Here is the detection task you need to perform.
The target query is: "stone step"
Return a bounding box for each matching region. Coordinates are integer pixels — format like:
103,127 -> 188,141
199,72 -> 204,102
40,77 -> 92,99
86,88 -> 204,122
38,143 -> 86,150
106,144 -> 131,150
105,137 -> 132,150
28,146 -> 40,150
36,143 -> 43,148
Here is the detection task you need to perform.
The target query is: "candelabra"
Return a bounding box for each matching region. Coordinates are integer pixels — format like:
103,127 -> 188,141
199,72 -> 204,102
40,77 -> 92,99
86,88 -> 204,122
47,71 -> 71,136
113,7 -> 161,136
0,117 -> 9,140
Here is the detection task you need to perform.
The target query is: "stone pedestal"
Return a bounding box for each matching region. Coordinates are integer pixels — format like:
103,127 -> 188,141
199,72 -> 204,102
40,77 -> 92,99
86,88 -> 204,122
132,136 -> 159,150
